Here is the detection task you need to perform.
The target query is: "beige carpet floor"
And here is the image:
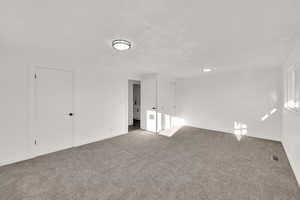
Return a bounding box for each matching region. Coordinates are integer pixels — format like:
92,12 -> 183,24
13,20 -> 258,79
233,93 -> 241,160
0,126 -> 299,200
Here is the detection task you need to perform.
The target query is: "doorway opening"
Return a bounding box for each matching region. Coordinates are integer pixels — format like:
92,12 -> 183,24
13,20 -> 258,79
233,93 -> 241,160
128,80 -> 141,132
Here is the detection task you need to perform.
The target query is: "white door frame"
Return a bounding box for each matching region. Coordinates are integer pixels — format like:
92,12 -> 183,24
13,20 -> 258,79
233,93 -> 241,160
127,79 -> 142,131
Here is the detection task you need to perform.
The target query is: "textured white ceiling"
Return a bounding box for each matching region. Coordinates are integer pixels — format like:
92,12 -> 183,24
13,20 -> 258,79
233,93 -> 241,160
1,0 -> 300,77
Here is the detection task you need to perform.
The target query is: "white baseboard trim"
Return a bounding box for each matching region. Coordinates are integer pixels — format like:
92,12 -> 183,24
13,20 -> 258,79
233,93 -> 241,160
0,154 -> 34,167
185,124 -> 281,142
0,131 -> 128,167
74,132 -> 128,147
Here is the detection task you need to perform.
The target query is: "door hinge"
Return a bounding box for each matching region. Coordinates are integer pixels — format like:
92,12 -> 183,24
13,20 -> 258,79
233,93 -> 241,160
34,74 -> 37,79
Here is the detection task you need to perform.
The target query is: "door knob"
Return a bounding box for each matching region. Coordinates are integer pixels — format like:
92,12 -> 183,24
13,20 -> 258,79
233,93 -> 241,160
152,107 -> 156,110
69,113 -> 74,116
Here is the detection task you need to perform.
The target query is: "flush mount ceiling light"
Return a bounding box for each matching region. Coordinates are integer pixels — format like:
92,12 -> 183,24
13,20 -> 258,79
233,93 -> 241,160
112,39 -> 131,51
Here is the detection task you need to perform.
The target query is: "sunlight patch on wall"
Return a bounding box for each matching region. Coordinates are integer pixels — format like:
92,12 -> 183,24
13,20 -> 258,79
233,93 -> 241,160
159,114 -> 185,137
261,114 -> 269,121
171,116 -> 185,127
285,66 -> 300,112
164,114 -> 171,129
284,100 -> 299,109
146,110 -> 185,134
270,108 -> 277,115
234,121 -> 247,141
261,108 -> 277,121
146,110 -> 157,132
157,112 -> 162,132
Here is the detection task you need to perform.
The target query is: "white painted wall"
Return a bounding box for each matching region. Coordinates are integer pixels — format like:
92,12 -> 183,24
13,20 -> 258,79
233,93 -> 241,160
157,76 -> 176,119
282,40 -> 300,186
176,68 -> 283,141
0,65 -> 130,166
0,65 -> 31,166
74,68 -> 128,146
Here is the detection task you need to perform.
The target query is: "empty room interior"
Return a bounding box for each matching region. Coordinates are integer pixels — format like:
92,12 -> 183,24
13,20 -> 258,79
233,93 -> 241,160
1,0 -> 300,199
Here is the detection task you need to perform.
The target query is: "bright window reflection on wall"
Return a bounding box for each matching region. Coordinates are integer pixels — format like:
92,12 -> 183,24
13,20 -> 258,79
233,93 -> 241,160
171,116 -> 185,127
157,112 -> 162,132
146,110 -> 185,134
164,114 -> 171,129
285,66 -> 300,111
234,121 -> 247,141
261,108 -> 277,121
146,110 -> 157,132
163,114 -> 185,129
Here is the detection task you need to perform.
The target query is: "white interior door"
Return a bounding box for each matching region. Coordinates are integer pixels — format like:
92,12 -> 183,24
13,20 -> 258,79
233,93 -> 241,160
141,75 -> 158,133
34,68 -> 73,156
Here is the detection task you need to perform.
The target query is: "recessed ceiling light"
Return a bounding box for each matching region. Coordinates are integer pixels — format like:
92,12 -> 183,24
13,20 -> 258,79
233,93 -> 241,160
112,39 -> 131,51
202,68 -> 212,72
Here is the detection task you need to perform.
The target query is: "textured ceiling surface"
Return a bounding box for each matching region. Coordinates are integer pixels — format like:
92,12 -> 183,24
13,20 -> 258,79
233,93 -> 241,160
1,0 -> 300,77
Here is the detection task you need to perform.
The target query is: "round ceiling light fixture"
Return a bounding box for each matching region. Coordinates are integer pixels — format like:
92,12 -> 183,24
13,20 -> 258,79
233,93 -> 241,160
112,39 -> 131,51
